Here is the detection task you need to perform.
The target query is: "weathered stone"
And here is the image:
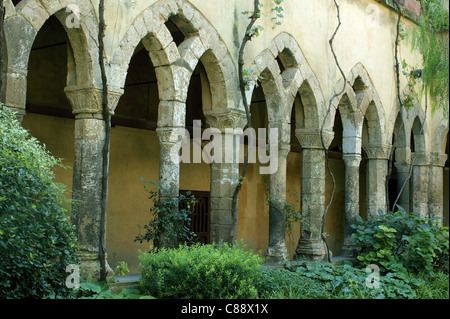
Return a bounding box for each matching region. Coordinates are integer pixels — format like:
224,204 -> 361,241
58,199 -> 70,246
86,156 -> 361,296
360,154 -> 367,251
341,153 -> 362,257
429,153 -> 448,226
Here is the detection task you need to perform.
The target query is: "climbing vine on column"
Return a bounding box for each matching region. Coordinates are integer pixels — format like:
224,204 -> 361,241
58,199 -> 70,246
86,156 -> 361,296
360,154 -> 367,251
231,0 -> 284,241
98,0 -> 110,282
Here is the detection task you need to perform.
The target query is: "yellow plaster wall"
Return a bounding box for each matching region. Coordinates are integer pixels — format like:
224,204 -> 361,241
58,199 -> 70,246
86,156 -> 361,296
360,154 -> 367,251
21,112 -> 350,272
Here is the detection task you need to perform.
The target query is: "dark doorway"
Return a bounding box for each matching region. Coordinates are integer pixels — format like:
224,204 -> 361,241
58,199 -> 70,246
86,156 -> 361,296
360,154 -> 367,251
180,191 -> 210,244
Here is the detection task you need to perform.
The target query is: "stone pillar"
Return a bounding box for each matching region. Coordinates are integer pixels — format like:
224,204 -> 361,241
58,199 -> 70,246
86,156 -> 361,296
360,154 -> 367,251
204,110 -> 246,244
394,147 -> 411,212
362,143 -> 391,218
65,85 -> 122,281
294,129 -> 334,261
429,152 -> 448,226
266,121 -> 291,265
411,152 -> 430,218
156,126 -> 186,248
341,153 -> 362,257
2,69 -> 28,123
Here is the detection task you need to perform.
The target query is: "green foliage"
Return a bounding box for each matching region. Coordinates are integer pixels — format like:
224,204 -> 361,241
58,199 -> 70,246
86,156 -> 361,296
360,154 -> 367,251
138,241 -> 264,299
294,262 -> 417,299
135,179 -> 197,251
351,208 -> 449,274
258,266 -> 332,299
409,0 -> 449,116
0,105 -> 78,298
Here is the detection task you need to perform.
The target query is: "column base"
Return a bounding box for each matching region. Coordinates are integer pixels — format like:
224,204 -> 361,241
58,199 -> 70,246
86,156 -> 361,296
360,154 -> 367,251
265,247 -> 288,266
76,250 -> 115,282
341,244 -> 358,258
294,238 -> 332,262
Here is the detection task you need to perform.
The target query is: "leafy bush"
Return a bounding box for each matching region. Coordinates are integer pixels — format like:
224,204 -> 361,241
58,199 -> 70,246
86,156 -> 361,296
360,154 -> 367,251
138,241 -> 263,299
351,208 -> 449,274
135,179 -> 197,251
295,262 -> 417,299
0,105 -> 78,298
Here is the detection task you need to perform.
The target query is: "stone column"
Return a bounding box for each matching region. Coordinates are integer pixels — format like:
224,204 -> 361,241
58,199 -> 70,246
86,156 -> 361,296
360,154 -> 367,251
294,129 -> 334,261
204,110 -> 246,244
2,69 -> 28,123
429,152 -> 448,226
394,147 -> 411,212
362,143 -> 391,218
411,152 -> 430,218
65,85 -> 122,281
341,153 -> 362,257
155,126 -> 186,248
266,121 -> 291,265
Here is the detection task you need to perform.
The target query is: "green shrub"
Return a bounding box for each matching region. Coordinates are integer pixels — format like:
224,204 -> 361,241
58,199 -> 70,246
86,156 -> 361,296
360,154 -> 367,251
295,262 -> 417,299
135,179 -> 197,251
138,241 -> 263,299
0,105 -> 78,298
351,208 -> 449,274
258,267 -> 332,299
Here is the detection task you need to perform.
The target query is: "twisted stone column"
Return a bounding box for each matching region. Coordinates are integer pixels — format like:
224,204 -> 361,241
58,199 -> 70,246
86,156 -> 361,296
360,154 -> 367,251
429,152 -> 448,226
294,129 -> 334,261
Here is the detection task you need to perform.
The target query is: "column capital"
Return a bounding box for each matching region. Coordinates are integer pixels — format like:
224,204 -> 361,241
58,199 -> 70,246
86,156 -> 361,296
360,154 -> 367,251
362,143 -> 392,160
156,126 -> 186,146
64,85 -> 124,118
412,152 -> 430,166
295,128 -> 334,149
204,109 -> 247,132
430,152 -> 447,167
342,153 -> 362,167
278,142 -> 291,159
394,146 -> 411,164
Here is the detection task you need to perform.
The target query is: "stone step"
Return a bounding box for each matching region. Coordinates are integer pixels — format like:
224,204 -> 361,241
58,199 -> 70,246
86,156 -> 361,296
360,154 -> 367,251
109,274 -> 141,294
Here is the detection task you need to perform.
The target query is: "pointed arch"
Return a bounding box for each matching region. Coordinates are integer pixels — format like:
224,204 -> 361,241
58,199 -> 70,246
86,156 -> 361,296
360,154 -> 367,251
246,32 -> 325,128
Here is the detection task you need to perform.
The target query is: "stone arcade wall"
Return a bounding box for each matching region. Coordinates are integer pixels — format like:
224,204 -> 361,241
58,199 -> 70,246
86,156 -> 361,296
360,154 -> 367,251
2,0 -> 448,275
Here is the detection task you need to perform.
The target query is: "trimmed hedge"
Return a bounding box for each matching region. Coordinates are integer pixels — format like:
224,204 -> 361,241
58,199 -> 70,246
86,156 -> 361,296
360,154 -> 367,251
139,242 -> 263,299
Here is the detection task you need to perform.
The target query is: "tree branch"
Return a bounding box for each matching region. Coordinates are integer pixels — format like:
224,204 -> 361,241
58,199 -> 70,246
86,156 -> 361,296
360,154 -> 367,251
98,0 -> 110,282
319,0 -> 346,262
230,0 -> 261,242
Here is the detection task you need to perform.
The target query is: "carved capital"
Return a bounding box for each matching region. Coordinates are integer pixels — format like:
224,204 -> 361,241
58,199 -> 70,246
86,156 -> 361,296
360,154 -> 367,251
362,143 -> 391,160
430,152 -> 448,167
295,128 -> 334,149
204,109 -> 247,132
412,152 -> 430,166
64,85 -> 123,117
342,153 -> 362,167
156,126 -> 186,146
278,142 -> 291,159
394,147 -> 411,164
